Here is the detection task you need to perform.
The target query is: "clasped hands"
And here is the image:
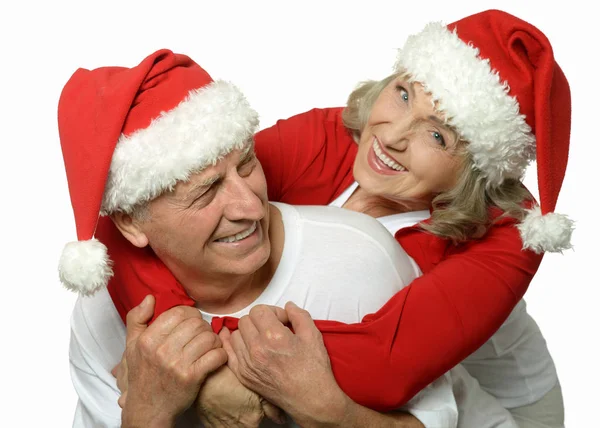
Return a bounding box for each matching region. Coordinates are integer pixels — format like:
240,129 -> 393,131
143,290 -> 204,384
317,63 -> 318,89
112,296 -> 346,427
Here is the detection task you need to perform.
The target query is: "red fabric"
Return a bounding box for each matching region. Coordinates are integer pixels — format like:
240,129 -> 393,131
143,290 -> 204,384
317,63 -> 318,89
96,216 -> 194,323
58,49 -> 212,242
447,10 -> 571,216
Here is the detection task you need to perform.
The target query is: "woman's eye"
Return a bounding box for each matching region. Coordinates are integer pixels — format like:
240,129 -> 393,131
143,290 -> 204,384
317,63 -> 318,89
432,131 -> 446,147
395,85 -> 409,102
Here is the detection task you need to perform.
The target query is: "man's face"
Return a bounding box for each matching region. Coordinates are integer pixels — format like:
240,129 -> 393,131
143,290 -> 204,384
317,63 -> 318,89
136,144 -> 271,289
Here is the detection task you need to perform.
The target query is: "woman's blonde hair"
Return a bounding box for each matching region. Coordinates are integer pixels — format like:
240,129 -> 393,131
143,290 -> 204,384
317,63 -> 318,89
342,72 -> 533,243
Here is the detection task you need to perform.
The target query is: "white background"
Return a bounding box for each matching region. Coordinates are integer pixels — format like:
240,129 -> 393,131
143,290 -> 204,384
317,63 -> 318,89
1,0 -> 597,426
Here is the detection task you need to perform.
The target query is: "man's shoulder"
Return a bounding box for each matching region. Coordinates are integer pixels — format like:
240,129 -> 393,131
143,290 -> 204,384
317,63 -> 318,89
280,203 -> 400,249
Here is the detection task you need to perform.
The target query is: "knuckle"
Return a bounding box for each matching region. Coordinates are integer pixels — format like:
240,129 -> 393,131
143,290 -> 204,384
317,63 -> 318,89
137,334 -> 154,354
174,368 -> 192,384
296,306 -> 310,316
168,306 -> 188,320
189,316 -> 210,332
238,314 -> 252,329
249,305 -> 268,319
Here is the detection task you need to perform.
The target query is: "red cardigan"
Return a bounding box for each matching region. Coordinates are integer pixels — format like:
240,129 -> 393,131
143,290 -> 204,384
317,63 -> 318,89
99,107 -> 543,411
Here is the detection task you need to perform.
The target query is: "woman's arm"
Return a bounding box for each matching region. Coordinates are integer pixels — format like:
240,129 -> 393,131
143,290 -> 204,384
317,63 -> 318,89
253,109 -> 543,410
221,305 -> 432,428
313,222 -> 542,410
254,107 -> 357,205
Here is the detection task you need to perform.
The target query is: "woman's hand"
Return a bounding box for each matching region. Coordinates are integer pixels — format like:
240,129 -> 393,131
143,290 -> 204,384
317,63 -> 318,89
195,365 -> 286,427
222,302 -> 351,427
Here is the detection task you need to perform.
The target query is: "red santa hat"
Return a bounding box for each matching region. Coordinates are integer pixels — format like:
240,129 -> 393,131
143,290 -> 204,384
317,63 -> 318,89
58,49 -> 259,295
394,9 -> 573,253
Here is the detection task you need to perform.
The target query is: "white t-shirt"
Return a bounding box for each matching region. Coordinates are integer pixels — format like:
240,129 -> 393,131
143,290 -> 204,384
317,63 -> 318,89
331,182 -> 559,408
69,203 -> 516,427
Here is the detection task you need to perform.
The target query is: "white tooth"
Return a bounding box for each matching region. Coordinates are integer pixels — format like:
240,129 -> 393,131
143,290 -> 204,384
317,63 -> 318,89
373,139 -> 406,171
217,222 -> 257,243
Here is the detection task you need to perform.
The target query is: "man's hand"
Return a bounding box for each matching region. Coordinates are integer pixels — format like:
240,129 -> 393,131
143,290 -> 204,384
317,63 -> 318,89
111,351 -> 129,409
222,302 -> 350,427
120,295 -> 228,428
196,364 -> 286,427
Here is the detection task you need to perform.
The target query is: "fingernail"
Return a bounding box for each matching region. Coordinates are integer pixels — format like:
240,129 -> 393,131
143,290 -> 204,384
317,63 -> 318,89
288,301 -> 297,308
140,295 -> 151,308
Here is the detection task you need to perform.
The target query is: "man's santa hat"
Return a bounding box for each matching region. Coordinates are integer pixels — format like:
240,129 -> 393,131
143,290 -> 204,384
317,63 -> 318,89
394,9 -> 574,253
58,49 -> 259,295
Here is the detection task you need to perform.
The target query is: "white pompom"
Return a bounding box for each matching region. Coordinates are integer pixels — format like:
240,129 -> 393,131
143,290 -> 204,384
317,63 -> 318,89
58,239 -> 114,296
518,206 -> 574,254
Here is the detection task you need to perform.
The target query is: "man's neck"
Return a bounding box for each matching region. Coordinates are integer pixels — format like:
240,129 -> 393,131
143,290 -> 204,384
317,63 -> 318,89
189,203 -> 284,314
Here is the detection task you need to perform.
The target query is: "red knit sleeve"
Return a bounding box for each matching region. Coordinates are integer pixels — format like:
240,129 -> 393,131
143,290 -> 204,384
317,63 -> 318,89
254,107 -> 356,204
311,219 -> 543,411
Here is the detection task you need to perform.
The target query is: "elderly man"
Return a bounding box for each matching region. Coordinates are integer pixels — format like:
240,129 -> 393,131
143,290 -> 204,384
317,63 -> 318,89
59,49 -> 516,428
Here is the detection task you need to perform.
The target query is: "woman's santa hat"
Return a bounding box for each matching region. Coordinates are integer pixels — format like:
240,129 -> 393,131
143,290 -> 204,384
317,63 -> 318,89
58,49 -> 259,295
394,9 -> 574,253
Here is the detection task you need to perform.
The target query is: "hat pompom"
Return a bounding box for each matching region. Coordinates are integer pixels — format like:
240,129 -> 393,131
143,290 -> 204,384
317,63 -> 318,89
518,206 -> 574,254
59,239 -> 114,295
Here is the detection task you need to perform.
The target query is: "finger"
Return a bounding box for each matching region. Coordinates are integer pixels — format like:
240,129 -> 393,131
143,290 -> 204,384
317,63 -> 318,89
257,304 -> 290,325
144,305 -> 204,347
160,316 -> 213,357
220,328 -> 240,375
125,295 -> 155,347
262,400 -> 287,425
230,329 -> 251,370
285,301 -> 321,340
237,314 -> 260,346
218,325 -> 232,343
182,330 -> 223,367
192,347 -> 228,384
249,305 -> 291,340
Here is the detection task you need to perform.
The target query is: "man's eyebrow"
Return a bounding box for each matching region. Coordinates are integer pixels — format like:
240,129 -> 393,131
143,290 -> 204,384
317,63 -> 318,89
184,174 -> 220,203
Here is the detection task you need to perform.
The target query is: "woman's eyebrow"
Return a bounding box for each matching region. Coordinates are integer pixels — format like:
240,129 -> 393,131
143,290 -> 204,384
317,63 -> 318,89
407,80 -> 417,101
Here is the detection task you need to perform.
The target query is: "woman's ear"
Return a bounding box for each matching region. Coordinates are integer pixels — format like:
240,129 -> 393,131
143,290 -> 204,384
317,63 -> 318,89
110,212 -> 149,248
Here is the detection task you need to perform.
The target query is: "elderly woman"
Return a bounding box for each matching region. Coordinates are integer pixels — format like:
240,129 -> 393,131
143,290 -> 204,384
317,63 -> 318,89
217,9 -> 571,428
77,8 -> 571,428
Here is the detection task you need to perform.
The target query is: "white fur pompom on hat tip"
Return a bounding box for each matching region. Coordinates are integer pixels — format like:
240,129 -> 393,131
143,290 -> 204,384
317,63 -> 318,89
518,206 -> 575,254
58,239 -> 114,296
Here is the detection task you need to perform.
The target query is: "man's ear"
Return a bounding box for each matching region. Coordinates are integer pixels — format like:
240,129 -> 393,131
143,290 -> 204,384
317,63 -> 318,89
110,212 -> 149,248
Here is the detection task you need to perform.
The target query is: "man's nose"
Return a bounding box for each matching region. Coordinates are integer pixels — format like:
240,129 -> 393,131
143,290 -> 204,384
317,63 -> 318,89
223,176 -> 264,221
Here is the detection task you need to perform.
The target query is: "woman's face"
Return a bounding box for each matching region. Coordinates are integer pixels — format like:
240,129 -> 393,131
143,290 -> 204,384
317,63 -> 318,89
354,76 -> 464,206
